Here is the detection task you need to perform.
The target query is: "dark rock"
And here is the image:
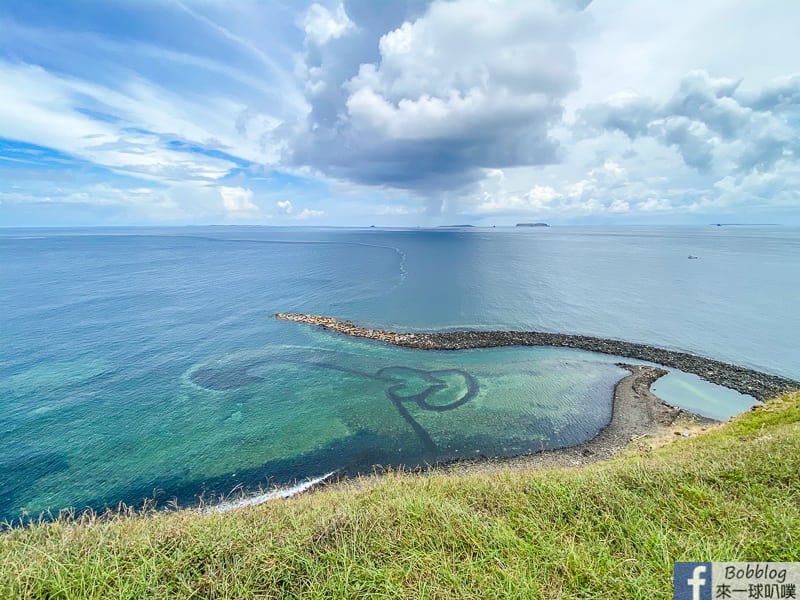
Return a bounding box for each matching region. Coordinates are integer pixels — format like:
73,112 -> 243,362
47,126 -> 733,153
275,313 -> 800,402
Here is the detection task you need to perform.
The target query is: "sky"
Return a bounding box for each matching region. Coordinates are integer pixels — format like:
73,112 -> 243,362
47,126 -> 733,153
1,0 -> 799,227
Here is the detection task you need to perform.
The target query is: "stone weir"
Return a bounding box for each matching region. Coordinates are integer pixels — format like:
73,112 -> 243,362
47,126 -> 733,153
275,313 -> 800,402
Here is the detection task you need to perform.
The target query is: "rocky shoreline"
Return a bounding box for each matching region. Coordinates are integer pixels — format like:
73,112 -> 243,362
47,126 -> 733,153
275,313 -> 799,401
438,363 -> 713,474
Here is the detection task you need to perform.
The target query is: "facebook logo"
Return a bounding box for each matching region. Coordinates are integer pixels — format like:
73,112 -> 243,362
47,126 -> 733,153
674,562 -> 712,600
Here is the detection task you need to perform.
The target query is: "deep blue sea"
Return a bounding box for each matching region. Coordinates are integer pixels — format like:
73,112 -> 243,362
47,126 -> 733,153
1,226 -> 798,521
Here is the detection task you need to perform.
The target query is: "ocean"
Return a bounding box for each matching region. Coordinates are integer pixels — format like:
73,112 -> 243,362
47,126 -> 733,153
1,226 -> 798,521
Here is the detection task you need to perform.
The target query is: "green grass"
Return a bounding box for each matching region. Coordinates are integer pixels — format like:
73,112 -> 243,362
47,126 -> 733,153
2,392 -> 798,599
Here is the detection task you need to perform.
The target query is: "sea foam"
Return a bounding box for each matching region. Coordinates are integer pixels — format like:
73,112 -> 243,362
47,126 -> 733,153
203,472 -> 337,514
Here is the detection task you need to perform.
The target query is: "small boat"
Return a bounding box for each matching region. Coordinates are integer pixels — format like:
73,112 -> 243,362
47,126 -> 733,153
688,255 -> 699,259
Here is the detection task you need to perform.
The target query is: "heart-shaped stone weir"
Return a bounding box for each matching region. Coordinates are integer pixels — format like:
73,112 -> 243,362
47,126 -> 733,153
377,366 -> 479,452
189,356 -> 479,454
378,366 -> 478,411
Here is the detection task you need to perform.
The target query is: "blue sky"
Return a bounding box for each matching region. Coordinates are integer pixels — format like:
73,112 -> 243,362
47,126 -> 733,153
1,0 -> 799,226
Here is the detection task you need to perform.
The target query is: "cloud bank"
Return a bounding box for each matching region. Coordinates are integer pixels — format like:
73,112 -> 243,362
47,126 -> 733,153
1,0 -> 799,225
291,0 -> 583,195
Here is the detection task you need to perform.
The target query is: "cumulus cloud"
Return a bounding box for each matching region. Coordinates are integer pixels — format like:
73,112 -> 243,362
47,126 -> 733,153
302,3 -> 355,46
276,199 -> 294,214
638,197 -> 672,212
290,0 -> 586,194
579,92 -> 657,138
741,75 -> 800,112
220,186 -> 258,212
273,199 -> 323,219
664,71 -> 746,139
471,158 -> 639,217
651,116 -> 716,172
4,0 -> 800,225
297,208 -> 325,219
578,70 -> 799,175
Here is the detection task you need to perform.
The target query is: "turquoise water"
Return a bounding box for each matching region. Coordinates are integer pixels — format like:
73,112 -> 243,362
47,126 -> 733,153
2,226 -> 796,521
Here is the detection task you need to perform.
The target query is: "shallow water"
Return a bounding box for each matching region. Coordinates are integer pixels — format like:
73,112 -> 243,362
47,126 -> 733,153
2,226 -> 793,520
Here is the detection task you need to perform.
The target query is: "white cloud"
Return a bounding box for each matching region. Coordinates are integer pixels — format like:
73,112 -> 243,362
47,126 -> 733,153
292,0 -> 585,191
568,0 -> 800,115
220,186 -> 258,212
0,59 -> 284,185
578,70 -> 774,176
0,184 -> 152,207
297,208 -> 324,219
588,159 -> 627,182
0,181 -> 220,222
375,204 -> 424,216
638,197 -> 672,212
302,3 -> 354,46
3,1 -> 800,225
474,181 -> 560,214
608,199 -> 630,213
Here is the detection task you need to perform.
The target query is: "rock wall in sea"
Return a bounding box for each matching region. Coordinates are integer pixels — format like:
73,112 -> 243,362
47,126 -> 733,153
275,313 -> 800,401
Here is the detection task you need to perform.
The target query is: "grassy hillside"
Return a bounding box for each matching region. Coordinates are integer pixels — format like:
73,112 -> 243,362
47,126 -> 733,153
2,392 -> 798,599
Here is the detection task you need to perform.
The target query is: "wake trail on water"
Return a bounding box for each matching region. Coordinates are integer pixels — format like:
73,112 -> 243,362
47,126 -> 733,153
149,234 -> 409,292
43,232 -> 410,291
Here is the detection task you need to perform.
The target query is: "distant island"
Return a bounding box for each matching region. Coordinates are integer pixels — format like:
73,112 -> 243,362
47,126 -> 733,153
516,222 -> 549,227
437,224 -> 475,228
